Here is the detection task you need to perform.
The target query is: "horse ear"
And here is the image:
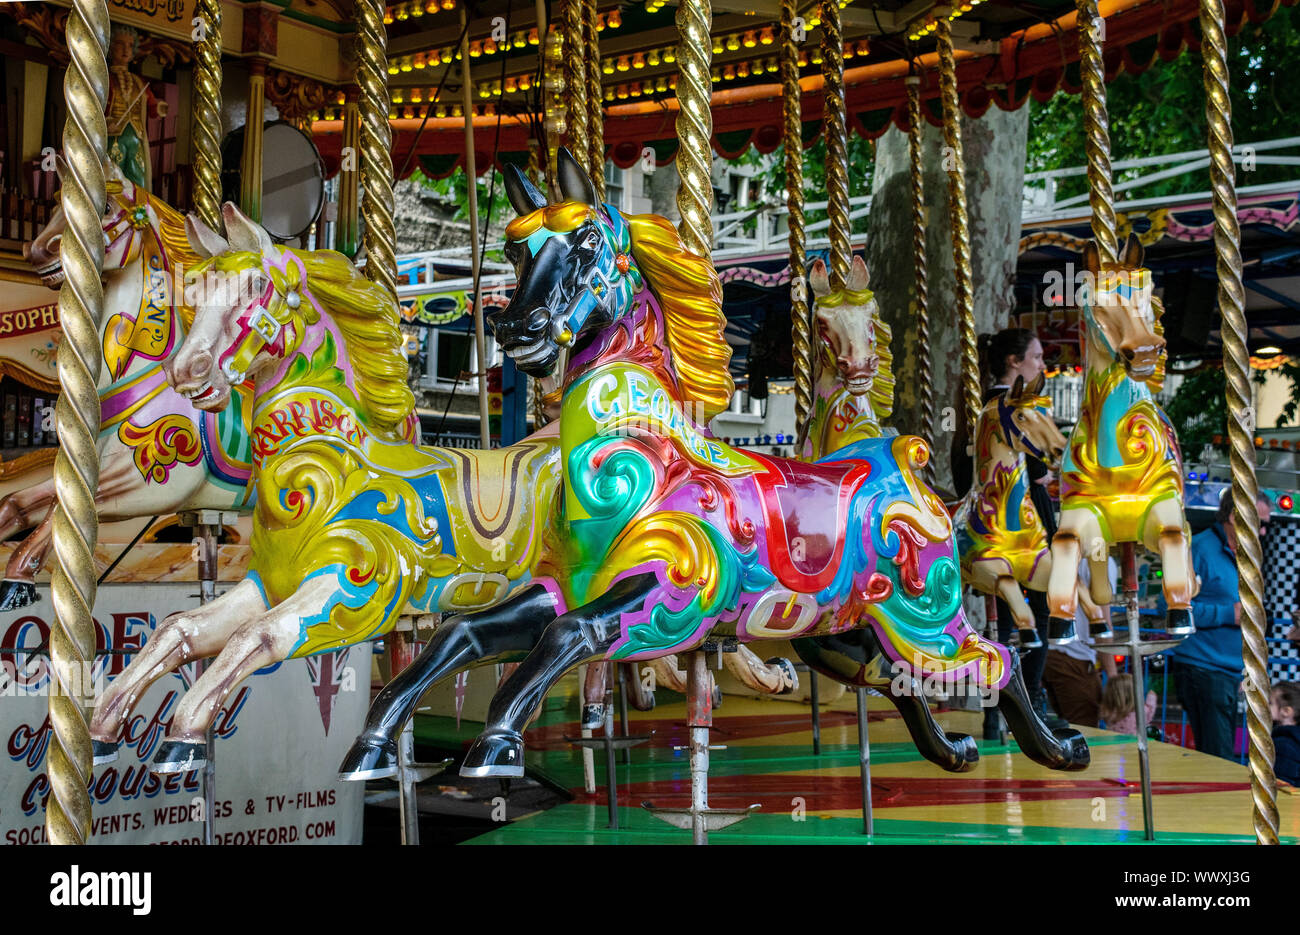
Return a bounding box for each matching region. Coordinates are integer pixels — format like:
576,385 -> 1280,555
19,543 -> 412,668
505,163 -> 547,216
185,213 -> 228,258
1010,374 -> 1025,400
847,255 -> 870,293
809,259 -> 831,299
1123,233 -> 1144,269
1028,370 -> 1046,396
556,147 -> 597,207
1082,240 -> 1100,275
222,202 -> 274,254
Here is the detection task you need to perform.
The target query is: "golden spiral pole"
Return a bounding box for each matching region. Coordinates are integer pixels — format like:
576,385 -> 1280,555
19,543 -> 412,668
192,0 -> 223,232
564,0 -> 588,174
935,18 -> 979,436
584,0 -> 605,203
1076,0 -> 1118,265
782,0 -> 810,439
907,71 -> 935,484
539,2 -> 563,195
356,0 -> 397,297
821,0 -> 850,291
47,0 -> 108,845
1201,0 -> 1277,845
674,0 -> 713,257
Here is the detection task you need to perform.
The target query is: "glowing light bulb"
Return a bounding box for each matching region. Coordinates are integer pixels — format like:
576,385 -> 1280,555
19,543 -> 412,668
504,77 -> 517,92
723,64 -> 735,80
616,84 -> 629,99
632,53 -> 645,69
395,3 -> 409,20
617,56 -> 630,71
737,61 -> 749,77
608,9 -> 621,27
760,27 -> 774,45
483,37 -> 497,54
742,30 -> 757,47
413,52 -> 427,68
647,49 -> 660,66
529,27 -> 540,44
655,76 -> 667,91
663,48 -> 675,63
441,0 -> 455,8
469,41 -> 482,57
603,59 -> 615,74
393,89 -> 405,102
726,34 -> 740,51
399,56 -> 413,72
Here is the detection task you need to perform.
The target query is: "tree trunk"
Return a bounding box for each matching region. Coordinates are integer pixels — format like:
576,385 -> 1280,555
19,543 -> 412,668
865,105 -> 1029,498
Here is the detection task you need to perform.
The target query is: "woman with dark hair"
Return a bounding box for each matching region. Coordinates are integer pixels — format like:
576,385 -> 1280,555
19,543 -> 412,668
952,328 -> 1064,735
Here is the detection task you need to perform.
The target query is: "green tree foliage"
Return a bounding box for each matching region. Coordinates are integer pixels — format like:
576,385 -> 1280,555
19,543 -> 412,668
1027,6 -> 1300,201
1165,367 -> 1229,456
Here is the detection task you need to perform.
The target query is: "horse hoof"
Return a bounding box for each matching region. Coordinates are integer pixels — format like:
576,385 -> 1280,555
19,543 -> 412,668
1052,728 -> 1091,771
766,657 -> 800,695
1046,617 -> 1077,645
92,740 -> 119,766
0,580 -> 39,612
580,703 -> 605,731
151,740 -> 207,775
1017,628 -> 1043,650
712,685 -> 723,710
1090,621 -> 1115,640
337,736 -> 398,781
1166,608 -> 1195,636
945,731 -> 980,772
460,730 -> 526,779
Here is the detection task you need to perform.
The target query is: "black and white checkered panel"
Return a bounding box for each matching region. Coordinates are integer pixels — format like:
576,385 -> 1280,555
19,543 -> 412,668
1264,515 -> 1300,684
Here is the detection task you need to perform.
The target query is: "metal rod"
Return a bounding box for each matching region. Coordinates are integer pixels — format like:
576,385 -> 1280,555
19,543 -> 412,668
856,687 -> 873,835
1076,0 -> 1118,265
687,650 -> 711,845
195,520 -> 219,846
809,668 -> 821,755
821,0 -> 850,290
1119,545 -> 1155,840
459,6 -> 492,451
616,663 -> 631,765
356,0 -> 397,297
782,0 -> 810,440
603,688 -> 619,829
388,629 -> 420,845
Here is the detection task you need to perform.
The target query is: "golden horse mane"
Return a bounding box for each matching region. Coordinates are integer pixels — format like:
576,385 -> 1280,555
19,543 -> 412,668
625,212 -> 734,420
195,247 -> 415,434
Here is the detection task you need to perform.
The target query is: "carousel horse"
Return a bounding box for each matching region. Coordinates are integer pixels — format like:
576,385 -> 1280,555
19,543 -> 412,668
782,256 -> 1086,770
0,164 -> 256,610
89,204 -> 563,773
951,373 -> 1068,647
339,150 -> 1090,780
1045,236 -> 1195,637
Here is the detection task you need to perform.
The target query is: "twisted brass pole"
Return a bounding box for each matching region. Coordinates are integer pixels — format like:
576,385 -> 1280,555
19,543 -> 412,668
1201,0 -> 1277,845
357,0 -> 397,297
584,0 -> 605,203
338,89 -> 362,257
821,0 -> 850,290
674,0 -> 713,256
908,72 -> 935,484
191,0 -> 223,232
935,18 -> 979,436
783,0 -> 811,440
539,1 -> 562,195
564,0 -> 588,174
1076,0 -> 1118,265
48,0 -> 108,845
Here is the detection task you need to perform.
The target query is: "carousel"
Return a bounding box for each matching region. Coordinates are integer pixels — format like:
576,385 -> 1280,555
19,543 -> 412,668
0,0 -> 1292,847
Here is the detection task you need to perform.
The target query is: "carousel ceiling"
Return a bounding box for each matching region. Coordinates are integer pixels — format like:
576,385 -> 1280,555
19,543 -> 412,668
310,0 -> 1295,178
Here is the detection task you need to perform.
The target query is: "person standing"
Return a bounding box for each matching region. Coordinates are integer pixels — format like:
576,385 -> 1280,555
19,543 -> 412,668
1163,489 -> 1271,761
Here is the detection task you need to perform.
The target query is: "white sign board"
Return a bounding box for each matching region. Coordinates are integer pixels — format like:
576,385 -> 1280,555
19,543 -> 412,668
1,583 -> 369,844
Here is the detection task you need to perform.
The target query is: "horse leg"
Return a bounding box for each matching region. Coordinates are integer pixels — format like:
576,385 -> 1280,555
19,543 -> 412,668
645,655 -> 689,693
993,648 -> 1090,771
581,661 -> 610,729
338,583 -> 561,780
995,575 -> 1039,647
152,575 -> 343,772
461,574 -> 656,778
0,477 -> 54,541
1149,500 -> 1195,633
721,643 -> 799,695
0,507 -> 54,610
90,578 -> 266,762
621,663 -> 656,712
792,631 -> 979,773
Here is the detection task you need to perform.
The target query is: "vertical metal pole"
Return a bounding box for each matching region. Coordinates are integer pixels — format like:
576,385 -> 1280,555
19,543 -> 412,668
855,687 -> 873,835
47,0 -> 108,846
387,629 -> 420,845
240,61 -> 267,223
459,7 -> 492,452
356,0 -> 396,297
337,89 -> 362,258
602,687 -> 619,829
687,650 -> 711,845
536,0 -> 561,192
809,667 -> 821,755
1118,544 -> 1155,840
935,18 -> 979,438
1201,0 -> 1277,845
820,0 -> 849,290
195,518 -> 219,846
583,0 -> 605,203
562,0 -> 588,174
907,71 -> 934,485
1076,0 -> 1118,266
191,0 -> 223,232
616,663 -> 631,765
673,0 -> 713,256
782,0 -> 810,441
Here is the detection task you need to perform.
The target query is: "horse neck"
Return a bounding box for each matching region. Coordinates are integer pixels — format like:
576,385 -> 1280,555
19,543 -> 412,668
1081,308 -> 1153,415
972,411 -> 1025,488
805,352 -> 881,458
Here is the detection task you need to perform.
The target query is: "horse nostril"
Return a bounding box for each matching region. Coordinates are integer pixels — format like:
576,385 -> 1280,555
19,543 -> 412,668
187,350 -> 213,382
1122,347 -> 1136,360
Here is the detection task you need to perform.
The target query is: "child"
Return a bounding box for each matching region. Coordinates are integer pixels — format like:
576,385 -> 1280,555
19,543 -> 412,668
1271,681 -> 1300,785
1100,674 -> 1157,736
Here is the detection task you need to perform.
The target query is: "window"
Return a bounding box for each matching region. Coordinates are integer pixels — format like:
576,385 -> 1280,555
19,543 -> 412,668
605,160 -> 625,212
420,327 -> 498,391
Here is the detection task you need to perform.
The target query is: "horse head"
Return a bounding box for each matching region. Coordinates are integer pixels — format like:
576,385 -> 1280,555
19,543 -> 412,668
164,203 -> 286,411
994,372 -> 1065,465
492,147 -> 638,377
25,158 -> 156,287
1081,234 -> 1165,382
810,255 -> 882,397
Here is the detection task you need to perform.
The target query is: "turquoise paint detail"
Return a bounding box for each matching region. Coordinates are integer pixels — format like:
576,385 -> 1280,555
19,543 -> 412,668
873,556 -> 965,663
1097,362 -> 1154,469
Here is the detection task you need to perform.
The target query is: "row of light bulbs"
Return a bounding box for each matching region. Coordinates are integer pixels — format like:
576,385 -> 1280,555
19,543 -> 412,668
384,0 -> 456,22
906,0 -> 988,41
387,9 -> 623,74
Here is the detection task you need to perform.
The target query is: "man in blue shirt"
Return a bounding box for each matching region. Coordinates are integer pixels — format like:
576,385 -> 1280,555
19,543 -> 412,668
1166,490 -> 1271,761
